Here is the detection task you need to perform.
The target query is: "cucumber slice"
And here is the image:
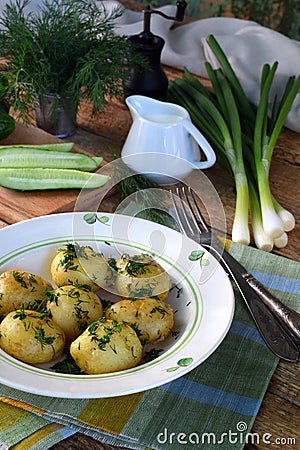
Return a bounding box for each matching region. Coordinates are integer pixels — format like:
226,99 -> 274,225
0,142 -> 74,152
0,168 -> 110,190
0,149 -> 103,171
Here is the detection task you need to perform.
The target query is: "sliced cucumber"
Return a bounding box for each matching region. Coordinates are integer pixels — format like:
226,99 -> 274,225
0,142 -> 74,152
0,148 -> 103,171
0,168 -> 110,190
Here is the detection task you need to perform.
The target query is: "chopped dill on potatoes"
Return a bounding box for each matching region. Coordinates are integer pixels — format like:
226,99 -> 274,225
12,271 -> 28,289
68,281 -> 92,292
100,298 -> 114,311
34,326 -> 56,351
107,257 -> 117,271
170,329 -> 180,339
13,305 -> 51,322
125,259 -> 151,276
150,305 -> 169,318
23,298 -> 49,314
57,242 -> 98,272
45,288 -> 58,304
126,321 -> 142,338
142,348 -> 163,363
58,243 -> 79,271
0,241 -> 178,375
169,284 -> 183,298
51,350 -> 83,374
88,319 -> 123,351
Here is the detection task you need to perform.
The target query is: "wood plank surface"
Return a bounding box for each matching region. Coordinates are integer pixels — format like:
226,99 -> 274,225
0,122 -> 112,222
0,66 -> 299,450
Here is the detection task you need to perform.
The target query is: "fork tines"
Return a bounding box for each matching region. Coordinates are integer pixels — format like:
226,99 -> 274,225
170,186 -> 208,241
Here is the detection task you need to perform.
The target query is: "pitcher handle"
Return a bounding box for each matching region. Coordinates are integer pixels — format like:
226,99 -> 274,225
184,121 -> 216,169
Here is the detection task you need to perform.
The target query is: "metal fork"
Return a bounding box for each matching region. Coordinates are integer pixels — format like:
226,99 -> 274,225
170,185 -> 300,362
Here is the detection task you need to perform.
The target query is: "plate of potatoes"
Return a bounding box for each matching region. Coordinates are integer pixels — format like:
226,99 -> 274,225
0,212 -> 234,398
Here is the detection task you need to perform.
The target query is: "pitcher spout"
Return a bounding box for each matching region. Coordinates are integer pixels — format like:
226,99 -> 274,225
125,95 -> 163,120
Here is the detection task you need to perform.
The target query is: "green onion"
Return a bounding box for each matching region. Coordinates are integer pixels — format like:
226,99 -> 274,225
168,69 -> 250,245
252,63 -> 283,239
167,34 -> 300,250
249,179 -> 273,252
274,232 -> 288,249
272,196 -> 295,232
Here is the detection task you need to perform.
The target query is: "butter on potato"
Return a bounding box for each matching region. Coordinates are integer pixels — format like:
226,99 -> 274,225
0,309 -> 65,364
0,270 -> 52,317
105,297 -> 174,344
50,243 -> 111,291
114,253 -> 171,301
47,285 -> 103,343
70,318 -> 142,374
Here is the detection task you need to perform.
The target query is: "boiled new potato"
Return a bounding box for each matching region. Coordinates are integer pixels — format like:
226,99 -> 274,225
51,243 -> 111,291
0,309 -> 65,364
47,285 -> 103,343
0,270 -> 52,317
114,253 -> 171,301
70,318 -> 142,374
105,297 -> 174,344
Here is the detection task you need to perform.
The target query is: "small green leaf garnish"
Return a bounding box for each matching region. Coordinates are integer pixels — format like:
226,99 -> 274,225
188,250 -> 205,261
83,213 -> 110,225
177,357 -> 193,367
99,215 -> 109,224
188,250 -> 210,268
83,213 -> 97,224
166,357 -> 193,372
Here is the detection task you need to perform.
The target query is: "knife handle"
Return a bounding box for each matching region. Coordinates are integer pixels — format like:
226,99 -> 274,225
243,274 -> 300,343
209,245 -> 299,362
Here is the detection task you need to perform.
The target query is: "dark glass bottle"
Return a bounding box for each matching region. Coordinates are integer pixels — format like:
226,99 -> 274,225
124,33 -> 168,101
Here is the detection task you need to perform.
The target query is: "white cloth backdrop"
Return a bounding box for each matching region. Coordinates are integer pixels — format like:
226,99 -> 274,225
103,1 -> 300,133
1,0 -> 300,132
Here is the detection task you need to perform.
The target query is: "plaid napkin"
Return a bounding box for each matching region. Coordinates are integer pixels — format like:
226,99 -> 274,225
0,241 -> 299,450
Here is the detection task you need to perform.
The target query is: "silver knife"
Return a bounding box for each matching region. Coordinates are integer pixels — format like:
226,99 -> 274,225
201,239 -> 299,362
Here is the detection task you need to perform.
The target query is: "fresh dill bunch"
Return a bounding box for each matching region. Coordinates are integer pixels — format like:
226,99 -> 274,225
0,0 -> 143,122
120,173 -> 179,230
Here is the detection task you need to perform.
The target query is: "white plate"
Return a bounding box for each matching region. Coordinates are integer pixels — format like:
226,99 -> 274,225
0,212 -> 234,398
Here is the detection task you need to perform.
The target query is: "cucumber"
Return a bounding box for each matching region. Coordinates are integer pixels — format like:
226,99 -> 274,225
0,142 -> 74,152
0,112 -> 15,140
0,168 -> 110,190
0,148 -> 103,171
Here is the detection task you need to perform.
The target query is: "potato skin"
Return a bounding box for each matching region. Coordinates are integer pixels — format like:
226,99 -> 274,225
70,318 -> 142,374
106,297 -> 174,344
114,254 -> 171,301
50,243 -> 111,291
0,310 -> 65,364
0,270 -> 52,317
47,285 -> 103,343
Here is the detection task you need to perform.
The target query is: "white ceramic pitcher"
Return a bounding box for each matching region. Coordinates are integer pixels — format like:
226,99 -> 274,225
121,95 -> 216,185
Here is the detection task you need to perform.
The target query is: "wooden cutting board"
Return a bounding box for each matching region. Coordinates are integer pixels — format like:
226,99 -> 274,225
0,122 -> 108,224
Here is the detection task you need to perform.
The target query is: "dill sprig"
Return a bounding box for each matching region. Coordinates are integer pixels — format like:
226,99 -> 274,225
0,0 -> 144,122
120,174 -> 179,230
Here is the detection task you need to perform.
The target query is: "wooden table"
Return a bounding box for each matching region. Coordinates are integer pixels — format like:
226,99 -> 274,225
0,67 -> 299,450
